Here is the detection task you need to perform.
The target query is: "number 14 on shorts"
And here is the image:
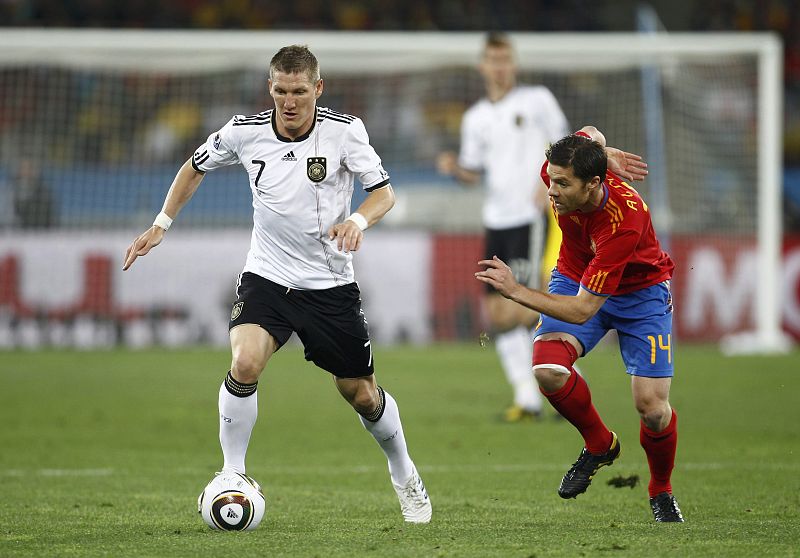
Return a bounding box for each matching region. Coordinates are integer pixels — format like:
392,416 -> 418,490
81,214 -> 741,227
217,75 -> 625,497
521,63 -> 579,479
647,334 -> 672,364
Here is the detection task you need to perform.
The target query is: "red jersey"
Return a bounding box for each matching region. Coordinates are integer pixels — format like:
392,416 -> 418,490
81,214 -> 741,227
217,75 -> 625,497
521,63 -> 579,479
540,162 -> 674,296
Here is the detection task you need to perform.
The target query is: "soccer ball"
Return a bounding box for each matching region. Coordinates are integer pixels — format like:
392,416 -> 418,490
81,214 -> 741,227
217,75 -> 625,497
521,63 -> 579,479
197,472 -> 266,531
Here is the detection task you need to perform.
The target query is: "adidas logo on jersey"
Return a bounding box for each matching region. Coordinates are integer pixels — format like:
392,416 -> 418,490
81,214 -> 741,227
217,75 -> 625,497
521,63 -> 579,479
281,151 -> 297,161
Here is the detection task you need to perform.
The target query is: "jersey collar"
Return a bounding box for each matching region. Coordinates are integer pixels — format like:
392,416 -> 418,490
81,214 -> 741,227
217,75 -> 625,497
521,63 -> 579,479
575,182 -> 609,214
597,182 -> 610,211
271,108 -> 317,143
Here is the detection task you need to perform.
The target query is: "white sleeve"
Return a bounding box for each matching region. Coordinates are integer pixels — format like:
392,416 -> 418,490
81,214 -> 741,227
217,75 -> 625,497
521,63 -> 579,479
457,108 -> 485,172
342,118 -> 390,191
540,88 -> 570,142
191,117 -> 240,172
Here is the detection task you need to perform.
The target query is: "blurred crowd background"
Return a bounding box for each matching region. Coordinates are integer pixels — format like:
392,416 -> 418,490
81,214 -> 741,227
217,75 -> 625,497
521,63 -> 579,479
0,0 -> 798,231
1,0 -> 797,348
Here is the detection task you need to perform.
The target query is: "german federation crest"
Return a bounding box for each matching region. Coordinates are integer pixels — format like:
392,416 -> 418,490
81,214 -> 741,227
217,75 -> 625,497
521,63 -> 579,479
307,157 -> 326,182
231,302 -> 243,321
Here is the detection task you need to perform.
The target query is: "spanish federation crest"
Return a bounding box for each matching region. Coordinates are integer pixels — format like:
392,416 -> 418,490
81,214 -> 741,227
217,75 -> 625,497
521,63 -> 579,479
231,302 -> 243,321
307,157 -> 326,182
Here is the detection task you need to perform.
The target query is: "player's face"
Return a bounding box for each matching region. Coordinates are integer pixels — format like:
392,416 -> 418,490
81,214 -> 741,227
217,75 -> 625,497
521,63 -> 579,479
269,70 -> 323,139
479,45 -> 516,90
546,162 -> 602,214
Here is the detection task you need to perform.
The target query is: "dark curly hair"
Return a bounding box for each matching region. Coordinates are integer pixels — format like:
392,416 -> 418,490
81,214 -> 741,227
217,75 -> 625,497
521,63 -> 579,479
545,134 -> 607,182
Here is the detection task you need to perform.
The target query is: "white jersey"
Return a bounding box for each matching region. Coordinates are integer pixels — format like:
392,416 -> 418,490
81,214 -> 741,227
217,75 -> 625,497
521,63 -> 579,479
192,107 -> 390,290
458,85 -> 568,230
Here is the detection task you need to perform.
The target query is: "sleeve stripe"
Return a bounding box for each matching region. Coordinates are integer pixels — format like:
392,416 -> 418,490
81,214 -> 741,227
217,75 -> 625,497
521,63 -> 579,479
194,151 -> 210,165
234,116 -> 270,123
606,199 -> 624,221
190,158 -> 205,173
325,108 -> 355,121
232,119 -> 270,127
235,111 -> 271,122
580,284 -> 610,297
603,201 -> 623,235
586,270 -> 609,292
365,179 -> 390,192
322,114 -> 354,125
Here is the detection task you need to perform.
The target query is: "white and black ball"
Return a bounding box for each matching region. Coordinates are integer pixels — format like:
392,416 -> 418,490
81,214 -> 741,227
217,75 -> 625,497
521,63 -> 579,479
197,472 -> 266,531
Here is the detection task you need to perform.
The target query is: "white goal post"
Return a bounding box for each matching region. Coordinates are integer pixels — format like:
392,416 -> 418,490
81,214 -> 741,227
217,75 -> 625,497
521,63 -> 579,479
0,30 -> 789,351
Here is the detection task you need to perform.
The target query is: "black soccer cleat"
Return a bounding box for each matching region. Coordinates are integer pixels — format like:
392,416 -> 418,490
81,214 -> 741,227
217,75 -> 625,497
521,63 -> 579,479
558,431 -> 621,499
650,492 -> 684,522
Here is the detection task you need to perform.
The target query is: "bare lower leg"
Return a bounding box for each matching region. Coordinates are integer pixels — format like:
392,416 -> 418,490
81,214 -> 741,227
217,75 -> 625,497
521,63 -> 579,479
334,375 -> 380,415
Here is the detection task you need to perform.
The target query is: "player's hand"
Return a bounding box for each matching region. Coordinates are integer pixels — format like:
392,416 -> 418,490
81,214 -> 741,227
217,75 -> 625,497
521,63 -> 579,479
435,151 -> 457,175
606,147 -> 648,182
328,221 -> 364,253
123,226 -> 165,270
475,256 -> 520,298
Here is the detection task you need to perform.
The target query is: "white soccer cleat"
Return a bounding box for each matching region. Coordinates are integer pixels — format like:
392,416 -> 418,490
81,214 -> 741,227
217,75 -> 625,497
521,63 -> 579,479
393,465 -> 432,524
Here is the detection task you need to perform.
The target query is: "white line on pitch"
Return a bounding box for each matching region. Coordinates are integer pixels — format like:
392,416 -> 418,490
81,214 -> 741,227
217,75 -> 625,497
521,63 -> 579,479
171,461 -> 800,476
1,468 -> 113,477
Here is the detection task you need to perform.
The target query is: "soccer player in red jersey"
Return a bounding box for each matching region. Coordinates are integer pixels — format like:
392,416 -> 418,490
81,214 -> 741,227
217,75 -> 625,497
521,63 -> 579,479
476,126 -> 684,522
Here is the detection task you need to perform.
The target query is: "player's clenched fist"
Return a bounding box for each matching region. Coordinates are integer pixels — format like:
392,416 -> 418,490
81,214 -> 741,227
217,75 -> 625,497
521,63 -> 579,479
328,221 -> 363,253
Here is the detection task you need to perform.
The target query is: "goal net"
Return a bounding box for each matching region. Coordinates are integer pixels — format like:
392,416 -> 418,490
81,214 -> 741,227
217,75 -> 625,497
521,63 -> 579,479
0,30 -> 788,351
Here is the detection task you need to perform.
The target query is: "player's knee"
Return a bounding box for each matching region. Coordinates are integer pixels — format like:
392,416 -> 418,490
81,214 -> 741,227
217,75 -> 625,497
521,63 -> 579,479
533,366 -> 567,391
636,400 -> 670,431
532,339 -> 579,391
340,384 -> 377,414
230,351 -> 265,383
351,391 -> 378,415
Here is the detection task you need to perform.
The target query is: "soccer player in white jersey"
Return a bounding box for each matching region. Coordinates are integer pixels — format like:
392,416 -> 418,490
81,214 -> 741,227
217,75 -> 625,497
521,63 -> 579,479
437,33 -> 570,422
122,45 -> 431,524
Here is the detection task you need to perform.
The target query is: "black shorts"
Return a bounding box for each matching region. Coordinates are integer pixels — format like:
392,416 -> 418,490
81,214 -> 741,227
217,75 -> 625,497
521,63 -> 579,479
229,272 -> 374,378
484,223 -> 535,292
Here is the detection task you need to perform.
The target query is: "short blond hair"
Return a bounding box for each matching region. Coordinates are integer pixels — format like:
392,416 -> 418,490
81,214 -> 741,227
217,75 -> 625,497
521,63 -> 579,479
269,45 -> 320,82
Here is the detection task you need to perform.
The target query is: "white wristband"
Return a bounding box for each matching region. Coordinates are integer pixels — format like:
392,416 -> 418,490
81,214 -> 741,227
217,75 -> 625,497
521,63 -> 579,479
346,212 -> 368,231
153,212 -> 173,231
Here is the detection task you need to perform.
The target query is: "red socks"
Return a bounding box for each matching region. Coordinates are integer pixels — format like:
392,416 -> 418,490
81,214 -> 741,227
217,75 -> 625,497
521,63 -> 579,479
541,370 -> 613,454
536,335 -> 677,495
640,409 -> 678,497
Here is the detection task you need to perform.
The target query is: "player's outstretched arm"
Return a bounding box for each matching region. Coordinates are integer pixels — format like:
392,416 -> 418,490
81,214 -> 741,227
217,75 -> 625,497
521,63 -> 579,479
476,256 -> 606,324
328,184 -> 395,253
122,159 -> 205,270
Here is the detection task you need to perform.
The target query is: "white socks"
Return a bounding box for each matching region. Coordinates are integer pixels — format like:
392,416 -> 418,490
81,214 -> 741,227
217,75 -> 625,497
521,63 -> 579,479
495,326 -> 542,412
218,377 -> 258,474
359,389 -> 415,486
217,374 -> 416,486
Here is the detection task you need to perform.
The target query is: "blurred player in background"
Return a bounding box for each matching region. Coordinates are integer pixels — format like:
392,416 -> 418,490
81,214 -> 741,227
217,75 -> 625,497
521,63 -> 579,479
477,126 -> 684,522
123,44 -> 431,524
437,32 -> 569,422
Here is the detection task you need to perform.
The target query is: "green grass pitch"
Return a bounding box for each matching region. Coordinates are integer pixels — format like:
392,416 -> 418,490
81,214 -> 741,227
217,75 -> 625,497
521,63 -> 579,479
1,343 -> 798,557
